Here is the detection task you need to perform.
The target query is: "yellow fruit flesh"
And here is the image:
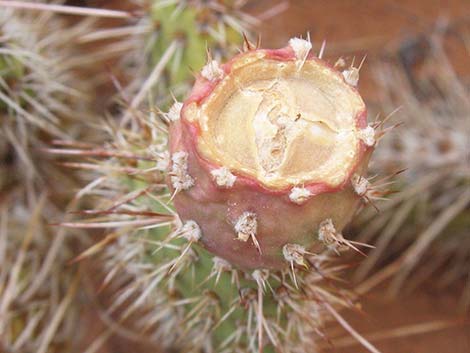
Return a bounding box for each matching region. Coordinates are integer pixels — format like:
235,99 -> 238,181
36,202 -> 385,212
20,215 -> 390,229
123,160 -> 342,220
187,52 -> 366,189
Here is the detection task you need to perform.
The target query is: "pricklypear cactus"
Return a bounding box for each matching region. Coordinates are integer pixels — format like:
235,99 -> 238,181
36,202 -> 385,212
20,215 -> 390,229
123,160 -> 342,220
62,37 -> 380,353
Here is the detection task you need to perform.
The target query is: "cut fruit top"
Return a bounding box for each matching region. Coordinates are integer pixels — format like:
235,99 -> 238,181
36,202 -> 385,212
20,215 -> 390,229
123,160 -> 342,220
184,50 -> 367,190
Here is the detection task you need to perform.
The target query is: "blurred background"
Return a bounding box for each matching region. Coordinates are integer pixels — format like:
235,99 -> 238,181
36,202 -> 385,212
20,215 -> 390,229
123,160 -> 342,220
0,1 -> 469,353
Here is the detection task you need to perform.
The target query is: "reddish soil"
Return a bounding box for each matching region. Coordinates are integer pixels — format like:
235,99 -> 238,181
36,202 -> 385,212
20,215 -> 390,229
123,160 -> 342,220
325,286 -> 470,353
249,0 -> 470,102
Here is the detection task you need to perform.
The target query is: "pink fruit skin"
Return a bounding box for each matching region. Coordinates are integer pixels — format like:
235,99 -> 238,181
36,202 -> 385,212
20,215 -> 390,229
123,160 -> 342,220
168,47 -> 372,270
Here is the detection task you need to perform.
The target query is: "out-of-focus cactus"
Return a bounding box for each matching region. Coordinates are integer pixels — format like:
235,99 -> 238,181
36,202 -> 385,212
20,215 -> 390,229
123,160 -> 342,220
59,38 -> 381,353
353,32 -> 470,303
0,195 -> 80,353
0,4 -> 96,352
0,5 -> 93,195
80,0 -> 256,112
147,0 -> 253,92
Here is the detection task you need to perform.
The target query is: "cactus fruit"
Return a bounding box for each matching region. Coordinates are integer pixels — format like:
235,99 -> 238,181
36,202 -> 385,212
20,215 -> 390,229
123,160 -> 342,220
60,37 -> 381,353
169,42 -> 374,269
